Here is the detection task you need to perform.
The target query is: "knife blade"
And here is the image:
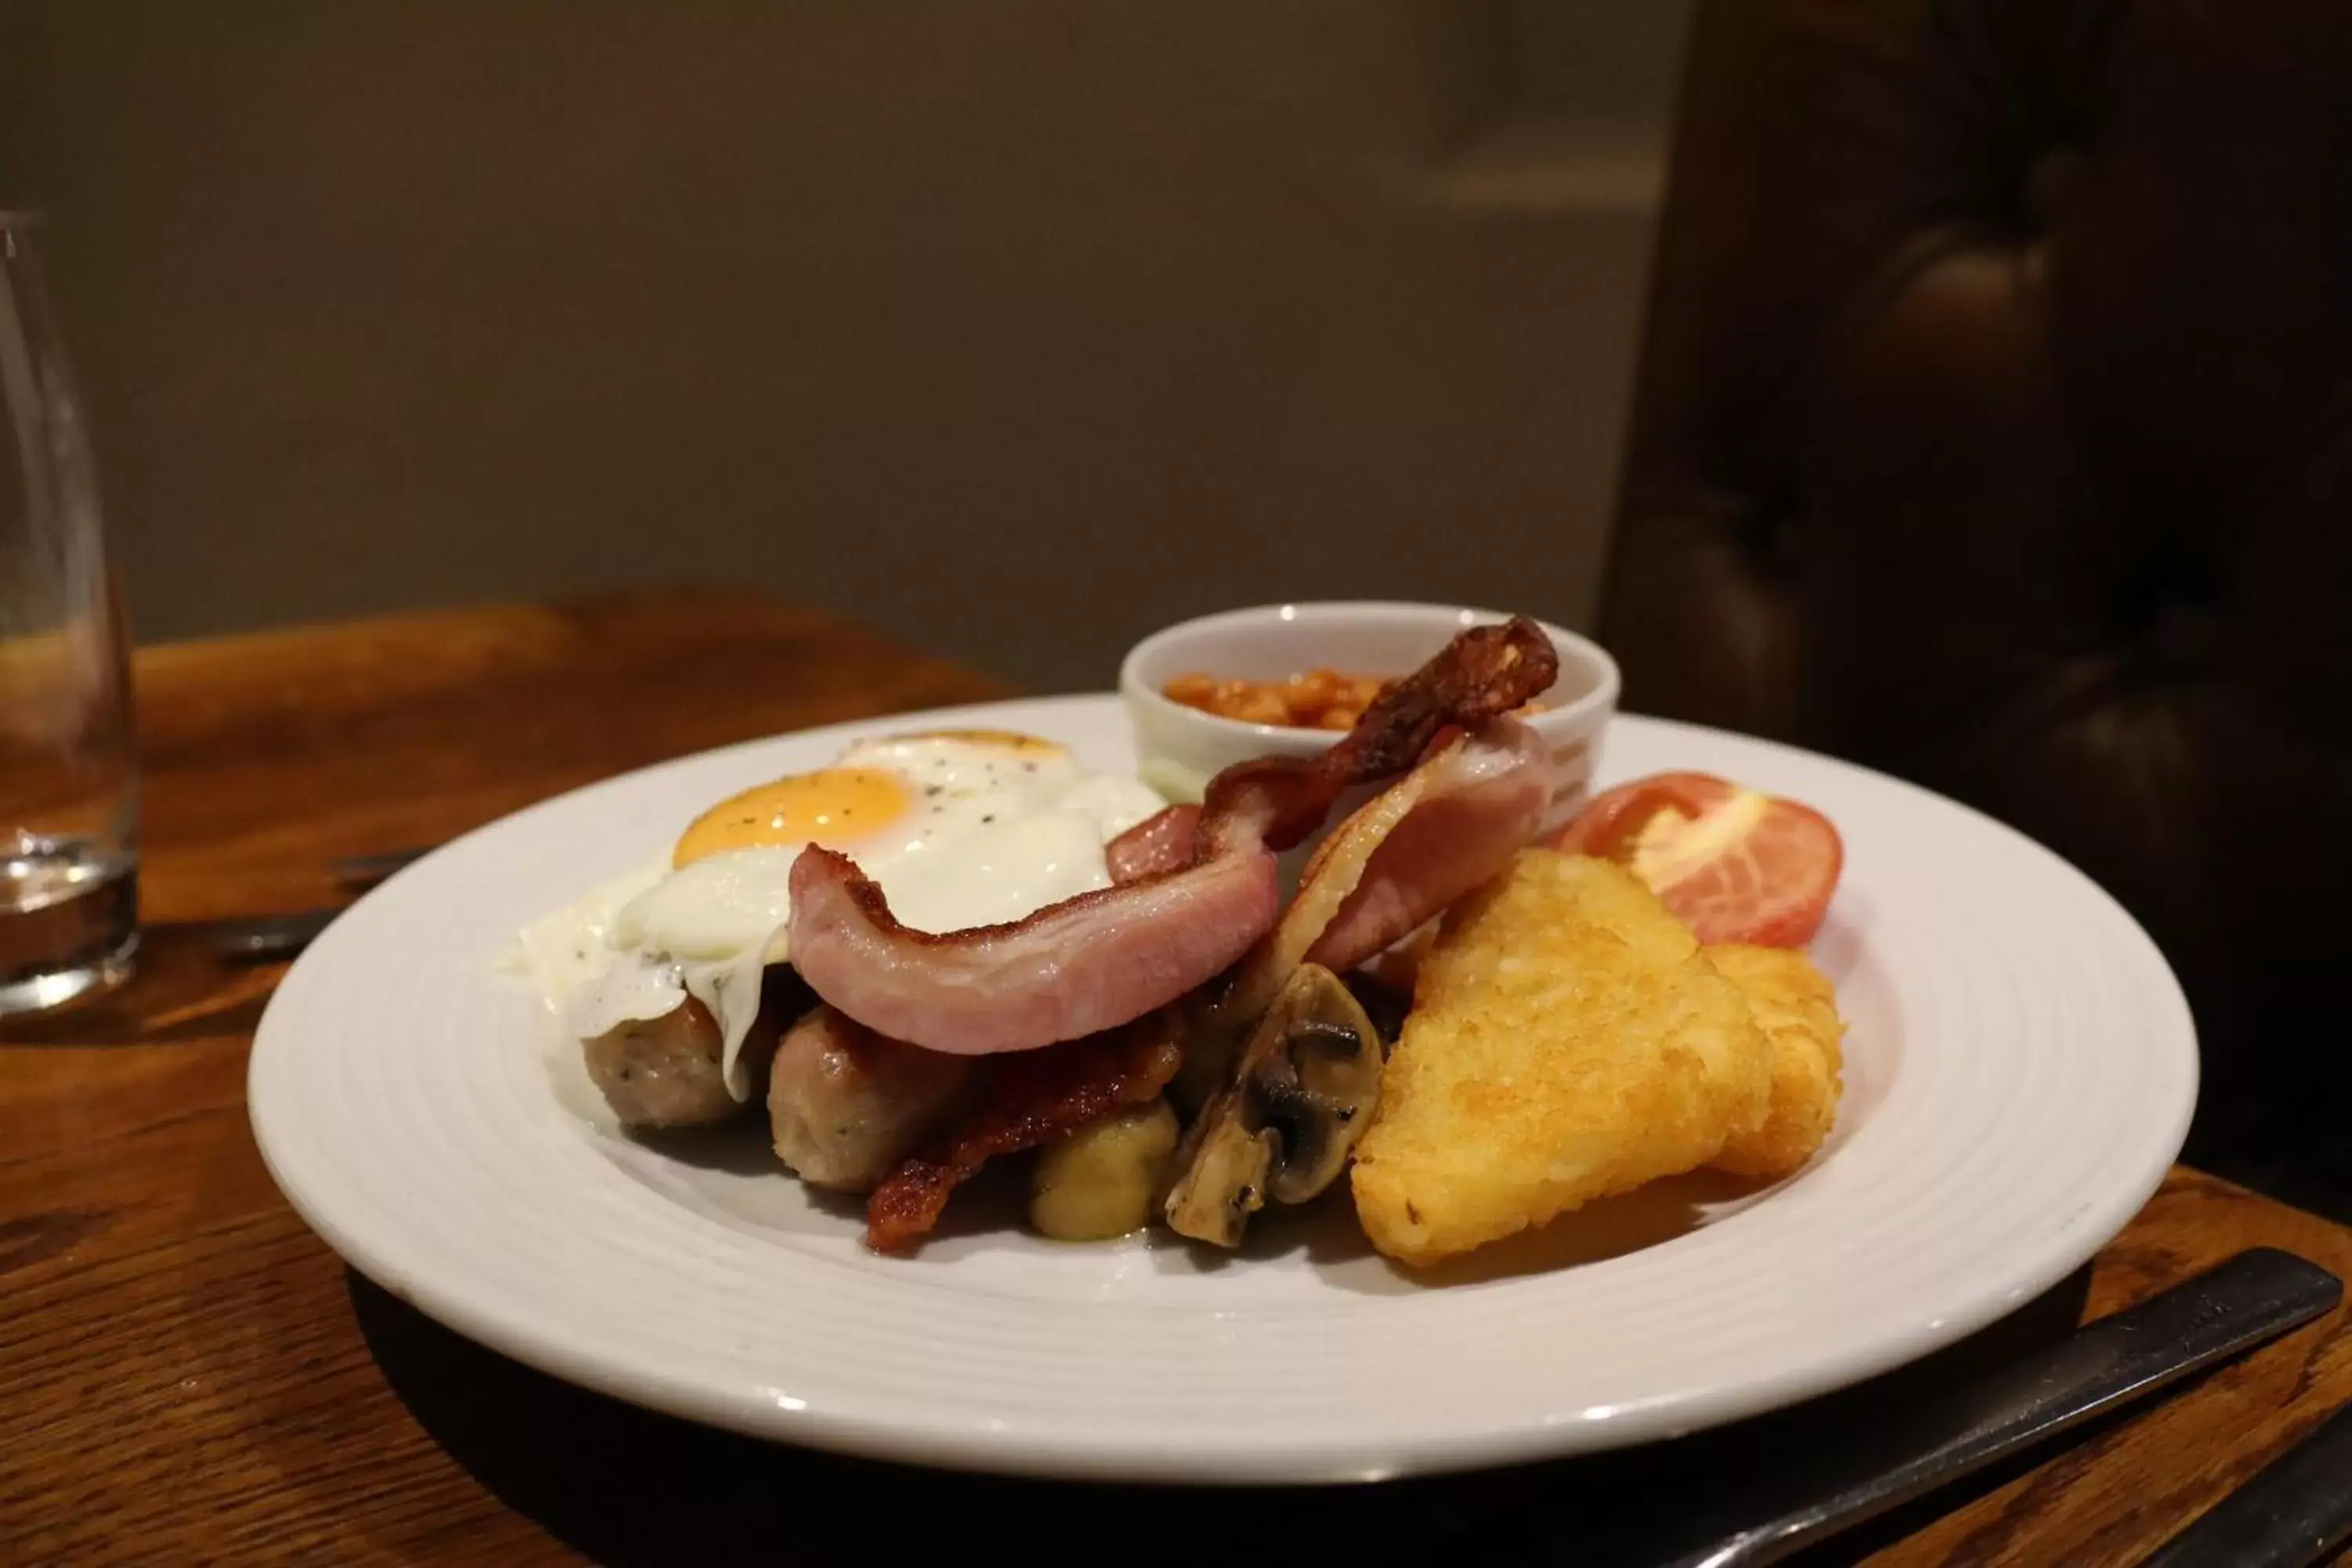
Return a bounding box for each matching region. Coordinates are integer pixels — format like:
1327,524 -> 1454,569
1658,1247 -> 2342,1568
2135,1400 -> 2352,1568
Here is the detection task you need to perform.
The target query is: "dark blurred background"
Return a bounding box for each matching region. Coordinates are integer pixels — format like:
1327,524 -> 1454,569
0,0 -> 1690,689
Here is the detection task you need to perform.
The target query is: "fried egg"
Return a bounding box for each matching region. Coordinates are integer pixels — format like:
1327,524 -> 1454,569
511,730 -> 1168,1098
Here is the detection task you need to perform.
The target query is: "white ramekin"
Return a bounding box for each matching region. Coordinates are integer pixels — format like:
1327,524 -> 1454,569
1118,601 -> 1620,850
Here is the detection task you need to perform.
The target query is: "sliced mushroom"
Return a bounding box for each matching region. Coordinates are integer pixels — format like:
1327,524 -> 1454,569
1260,1007 -> 1385,1202
1163,963 -> 1384,1246
1163,1109 -> 1275,1247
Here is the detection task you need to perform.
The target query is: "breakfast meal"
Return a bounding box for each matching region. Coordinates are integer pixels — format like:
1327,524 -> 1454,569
512,614 -> 1849,1270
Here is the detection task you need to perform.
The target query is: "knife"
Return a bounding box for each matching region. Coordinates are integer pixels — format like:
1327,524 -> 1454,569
203,906 -> 342,962
329,845 -> 430,887
1658,1247 -> 2342,1568
2135,1400 -> 2352,1568
202,845 -> 433,962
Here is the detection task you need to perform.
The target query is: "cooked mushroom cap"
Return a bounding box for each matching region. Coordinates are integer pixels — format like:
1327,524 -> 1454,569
1261,1007 -> 1383,1202
1163,1105 -> 1277,1247
1163,964 -> 1384,1245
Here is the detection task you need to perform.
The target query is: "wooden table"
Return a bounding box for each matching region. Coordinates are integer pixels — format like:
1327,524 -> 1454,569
3,588 -> 2347,1566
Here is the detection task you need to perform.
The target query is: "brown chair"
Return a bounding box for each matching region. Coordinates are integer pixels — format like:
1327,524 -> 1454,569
1601,0 -> 2352,1212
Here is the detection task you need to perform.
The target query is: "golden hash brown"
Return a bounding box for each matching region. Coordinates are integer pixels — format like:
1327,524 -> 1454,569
1350,850 -> 1772,1267
1704,944 -> 1846,1180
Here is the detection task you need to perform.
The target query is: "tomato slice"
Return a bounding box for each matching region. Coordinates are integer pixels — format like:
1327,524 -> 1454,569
1551,771 -> 1842,946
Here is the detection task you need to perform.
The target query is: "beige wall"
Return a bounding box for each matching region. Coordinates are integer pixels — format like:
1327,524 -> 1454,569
0,1 -> 1688,691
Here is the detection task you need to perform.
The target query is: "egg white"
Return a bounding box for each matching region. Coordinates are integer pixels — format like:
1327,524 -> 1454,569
512,734 -> 1169,1101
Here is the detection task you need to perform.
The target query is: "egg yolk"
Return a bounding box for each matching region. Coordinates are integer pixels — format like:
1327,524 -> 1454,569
673,768 -> 911,868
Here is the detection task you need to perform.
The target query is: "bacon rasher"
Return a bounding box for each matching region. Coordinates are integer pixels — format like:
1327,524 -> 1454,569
787,618 -> 1559,1056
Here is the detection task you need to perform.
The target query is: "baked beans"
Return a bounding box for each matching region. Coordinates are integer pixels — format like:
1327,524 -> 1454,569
1163,668 -> 1385,731
1163,670 -> 1552,731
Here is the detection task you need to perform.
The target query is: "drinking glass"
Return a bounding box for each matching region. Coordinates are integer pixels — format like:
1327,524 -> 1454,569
0,212 -> 137,1016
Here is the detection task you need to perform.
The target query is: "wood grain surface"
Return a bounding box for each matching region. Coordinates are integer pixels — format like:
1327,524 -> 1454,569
2,589 -> 2345,1566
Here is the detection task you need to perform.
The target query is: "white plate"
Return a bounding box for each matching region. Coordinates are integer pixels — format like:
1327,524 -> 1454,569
249,698 -> 2197,1483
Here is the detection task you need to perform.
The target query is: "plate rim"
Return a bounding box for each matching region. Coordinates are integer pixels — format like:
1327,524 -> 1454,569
249,698 -> 2198,1484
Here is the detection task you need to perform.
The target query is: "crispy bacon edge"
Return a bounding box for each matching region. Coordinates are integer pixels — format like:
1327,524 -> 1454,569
1301,717 -> 1555,973
863,1008 -> 1185,1254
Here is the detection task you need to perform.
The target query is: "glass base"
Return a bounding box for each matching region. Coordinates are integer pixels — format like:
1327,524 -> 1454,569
0,928 -> 137,1018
